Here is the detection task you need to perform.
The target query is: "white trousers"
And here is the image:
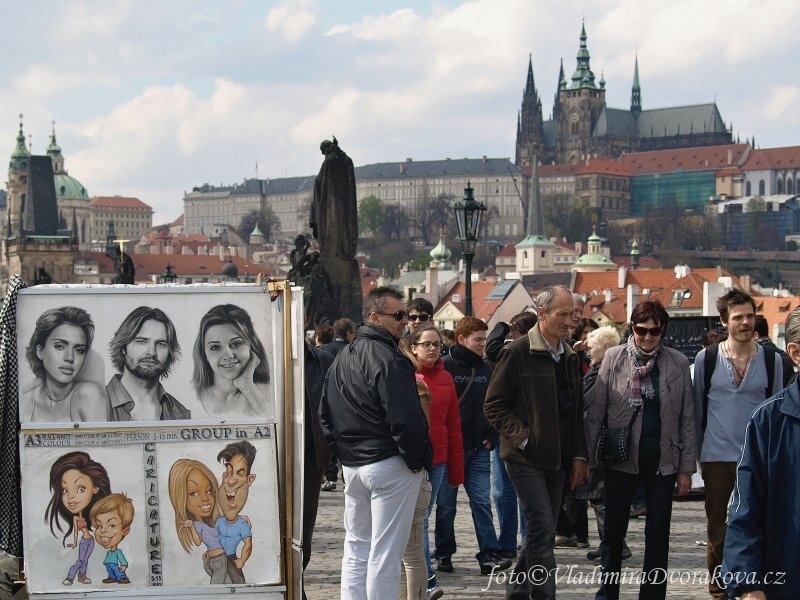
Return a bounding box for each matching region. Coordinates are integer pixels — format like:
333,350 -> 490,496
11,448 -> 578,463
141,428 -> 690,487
341,456 -> 424,600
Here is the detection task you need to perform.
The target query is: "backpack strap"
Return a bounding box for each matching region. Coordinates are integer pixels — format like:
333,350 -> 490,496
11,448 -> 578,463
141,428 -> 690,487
763,344 -> 776,397
702,342 -> 719,432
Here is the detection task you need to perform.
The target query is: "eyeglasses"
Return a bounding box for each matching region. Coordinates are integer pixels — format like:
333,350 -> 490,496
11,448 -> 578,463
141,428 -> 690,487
408,313 -> 430,322
413,340 -> 441,350
632,325 -> 663,337
373,310 -> 408,322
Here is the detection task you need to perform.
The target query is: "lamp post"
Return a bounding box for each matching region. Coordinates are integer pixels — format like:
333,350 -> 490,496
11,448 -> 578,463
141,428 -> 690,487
453,181 -> 486,317
162,263 -> 176,284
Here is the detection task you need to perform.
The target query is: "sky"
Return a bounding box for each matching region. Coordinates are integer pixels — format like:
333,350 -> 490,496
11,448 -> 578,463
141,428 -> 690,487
1,0 -> 798,226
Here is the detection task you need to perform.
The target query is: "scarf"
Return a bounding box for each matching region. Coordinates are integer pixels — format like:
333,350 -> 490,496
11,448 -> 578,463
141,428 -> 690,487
626,335 -> 660,408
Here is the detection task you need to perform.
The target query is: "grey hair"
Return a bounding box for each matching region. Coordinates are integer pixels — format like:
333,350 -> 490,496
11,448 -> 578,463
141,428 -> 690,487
535,286 -> 570,312
785,306 -> 800,345
572,293 -> 585,307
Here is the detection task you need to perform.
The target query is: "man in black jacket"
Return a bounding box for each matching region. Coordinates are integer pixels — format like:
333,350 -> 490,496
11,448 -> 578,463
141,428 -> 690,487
320,287 -> 432,599
436,316 -> 511,576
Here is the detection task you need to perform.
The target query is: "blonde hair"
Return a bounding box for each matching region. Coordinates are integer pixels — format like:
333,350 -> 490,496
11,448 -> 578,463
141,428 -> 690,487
587,325 -> 620,350
168,459 -> 222,553
90,493 -> 134,529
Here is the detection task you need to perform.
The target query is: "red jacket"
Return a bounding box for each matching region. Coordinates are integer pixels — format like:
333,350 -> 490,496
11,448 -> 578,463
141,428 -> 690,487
419,359 -> 464,486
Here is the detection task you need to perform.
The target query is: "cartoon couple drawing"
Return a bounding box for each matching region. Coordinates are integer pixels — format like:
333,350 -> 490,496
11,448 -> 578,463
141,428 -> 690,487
168,440 -> 257,584
46,452 -> 134,586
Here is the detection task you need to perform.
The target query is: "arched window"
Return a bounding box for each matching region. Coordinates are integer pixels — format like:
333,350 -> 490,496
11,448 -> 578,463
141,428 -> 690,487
777,178 -> 783,194
759,179 -> 765,196
787,178 -> 794,194
746,181 -> 752,196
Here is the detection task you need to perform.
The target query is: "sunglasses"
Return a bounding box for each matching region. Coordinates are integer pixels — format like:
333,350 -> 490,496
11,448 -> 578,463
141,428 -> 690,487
408,313 -> 431,322
632,325 -> 663,337
413,340 -> 441,350
374,310 -> 408,322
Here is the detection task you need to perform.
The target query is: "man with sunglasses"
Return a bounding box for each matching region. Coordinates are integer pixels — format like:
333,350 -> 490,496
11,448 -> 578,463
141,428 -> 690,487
320,286 -> 433,599
407,298 -> 435,333
693,288 -> 784,600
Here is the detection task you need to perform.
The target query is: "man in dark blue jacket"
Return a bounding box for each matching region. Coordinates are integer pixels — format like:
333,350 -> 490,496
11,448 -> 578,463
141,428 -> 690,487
435,316 -> 510,576
723,305 -> 800,600
320,286 -> 432,599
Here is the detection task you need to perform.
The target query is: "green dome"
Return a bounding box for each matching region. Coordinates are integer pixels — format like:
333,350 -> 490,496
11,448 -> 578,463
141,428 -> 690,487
575,252 -> 615,266
54,172 -> 88,199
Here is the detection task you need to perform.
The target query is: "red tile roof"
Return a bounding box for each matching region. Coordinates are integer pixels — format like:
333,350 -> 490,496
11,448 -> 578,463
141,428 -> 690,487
574,268 -> 738,303
741,146 -> 800,171
88,252 -> 259,282
574,157 -> 631,176
90,196 -> 152,210
537,164 -> 579,177
754,296 -> 800,335
622,144 -> 749,175
438,281 -> 503,321
611,256 -> 663,269
497,244 -> 516,257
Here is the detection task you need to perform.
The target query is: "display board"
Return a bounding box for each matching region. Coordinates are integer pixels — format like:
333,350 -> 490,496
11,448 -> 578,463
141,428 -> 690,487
16,285 -> 291,598
662,315 -> 724,363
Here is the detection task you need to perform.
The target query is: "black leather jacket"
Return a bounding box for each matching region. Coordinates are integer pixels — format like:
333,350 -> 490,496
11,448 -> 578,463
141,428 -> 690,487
319,323 -> 432,472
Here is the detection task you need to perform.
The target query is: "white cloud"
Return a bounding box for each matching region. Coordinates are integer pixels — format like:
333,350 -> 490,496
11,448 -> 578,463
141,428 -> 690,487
265,0 -> 318,44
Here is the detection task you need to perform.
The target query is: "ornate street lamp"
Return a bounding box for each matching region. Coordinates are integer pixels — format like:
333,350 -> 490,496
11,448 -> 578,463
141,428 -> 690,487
452,182 -> 486,316
162,262 -> 176,284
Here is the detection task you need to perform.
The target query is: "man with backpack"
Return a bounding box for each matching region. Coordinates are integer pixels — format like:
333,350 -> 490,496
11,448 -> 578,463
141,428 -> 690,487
693,288 -> 784,600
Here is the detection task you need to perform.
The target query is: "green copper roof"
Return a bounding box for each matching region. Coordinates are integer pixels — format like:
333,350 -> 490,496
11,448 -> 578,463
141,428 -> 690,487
515,234 -> 553,248
250,223 -> 263,237
575,252 -> 615,266
430,232 -> 451,268
46,126 -> 62,157
54,173 -> 88,199
570,23 -> 598,90
11,116 -> 28,159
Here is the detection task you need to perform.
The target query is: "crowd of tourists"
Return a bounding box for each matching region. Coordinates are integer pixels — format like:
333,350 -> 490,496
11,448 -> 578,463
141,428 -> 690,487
302,285 -> 800,600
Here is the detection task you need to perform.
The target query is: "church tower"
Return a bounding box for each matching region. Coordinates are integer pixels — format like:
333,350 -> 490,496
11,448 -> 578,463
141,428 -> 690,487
557,23 -> 607,164
7,115 -> 30,237
514,55 -> 545,168
631,54 -> 642,118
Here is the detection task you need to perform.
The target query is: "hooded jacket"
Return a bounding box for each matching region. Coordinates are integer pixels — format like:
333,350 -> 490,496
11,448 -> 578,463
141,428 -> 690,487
319,322 -> 432,472
443,343 -> 497,450
419,359 -> 464,486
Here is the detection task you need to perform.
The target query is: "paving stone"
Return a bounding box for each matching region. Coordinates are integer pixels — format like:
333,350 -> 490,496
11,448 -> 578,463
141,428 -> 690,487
303,487 -> 711,599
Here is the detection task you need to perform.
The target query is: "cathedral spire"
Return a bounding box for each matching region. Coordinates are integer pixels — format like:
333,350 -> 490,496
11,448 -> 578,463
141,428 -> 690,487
570,22 -> 597,89
525,54 -> 536,97
631,54 -> 642,117
11,114 -> 28,159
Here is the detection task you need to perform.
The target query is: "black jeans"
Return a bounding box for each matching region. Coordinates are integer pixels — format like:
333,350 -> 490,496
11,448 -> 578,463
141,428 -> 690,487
506,461 -> 564,600
595,460 -> 676,600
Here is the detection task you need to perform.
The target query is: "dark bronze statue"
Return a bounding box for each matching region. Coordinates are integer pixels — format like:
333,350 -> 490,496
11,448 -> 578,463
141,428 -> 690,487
298,138 -> 362,326
287,235 -> 337,326
113,246 -> 135,285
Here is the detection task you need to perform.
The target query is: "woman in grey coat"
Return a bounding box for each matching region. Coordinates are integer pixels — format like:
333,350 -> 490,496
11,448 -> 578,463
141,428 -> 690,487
585,300 -> 696,600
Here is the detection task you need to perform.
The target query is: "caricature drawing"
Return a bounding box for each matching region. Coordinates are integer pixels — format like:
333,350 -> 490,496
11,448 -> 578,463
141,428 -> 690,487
45,451 -> 111,586
216,440 -> 257,584
90,493 -> 134,584
168,459 -> 231,584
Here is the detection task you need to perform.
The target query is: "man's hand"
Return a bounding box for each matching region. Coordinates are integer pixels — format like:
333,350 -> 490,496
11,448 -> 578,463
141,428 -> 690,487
570,459 -> 588,490
482,438 -> 494,451
676,472 -> 691,496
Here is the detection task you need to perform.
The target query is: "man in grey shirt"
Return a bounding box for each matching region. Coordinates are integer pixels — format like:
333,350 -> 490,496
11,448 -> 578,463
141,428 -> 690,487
693,288 -> 782,600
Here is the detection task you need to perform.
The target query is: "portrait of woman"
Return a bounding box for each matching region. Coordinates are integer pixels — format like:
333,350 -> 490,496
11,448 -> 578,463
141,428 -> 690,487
45,451 -> 112,586
168,459 -> 230,584
585,300 -> 695,600
192,304 -> 271,418
24,306 -> 106,423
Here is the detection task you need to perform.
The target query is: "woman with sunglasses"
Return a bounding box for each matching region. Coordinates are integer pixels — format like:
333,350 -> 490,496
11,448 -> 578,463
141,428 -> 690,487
407,325 -> 464,600
585,299 -> 696,600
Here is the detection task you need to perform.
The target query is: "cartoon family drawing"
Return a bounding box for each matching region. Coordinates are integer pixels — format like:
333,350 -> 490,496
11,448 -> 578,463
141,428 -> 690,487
45,451 -> 113,585
168,440 -> 258,584
46,441 -> 259,587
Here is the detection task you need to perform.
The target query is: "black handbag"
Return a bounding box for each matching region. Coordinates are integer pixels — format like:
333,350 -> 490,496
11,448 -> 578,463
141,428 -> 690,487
596,406 -> 641,465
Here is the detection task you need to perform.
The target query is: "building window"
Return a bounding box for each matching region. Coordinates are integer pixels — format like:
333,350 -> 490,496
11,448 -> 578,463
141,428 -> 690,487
581,178 -> 589,190
746,181 -> 752,196
788,178 -> 795,194
777,178 -> 783,194
759,179 -> 765,195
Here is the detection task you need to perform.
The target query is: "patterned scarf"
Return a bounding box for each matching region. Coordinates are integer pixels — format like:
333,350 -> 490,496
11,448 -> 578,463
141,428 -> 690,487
626,335 -> 660,408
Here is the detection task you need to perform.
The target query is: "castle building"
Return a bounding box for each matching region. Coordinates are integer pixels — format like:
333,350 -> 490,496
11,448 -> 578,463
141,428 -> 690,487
515,24 -> 732,167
